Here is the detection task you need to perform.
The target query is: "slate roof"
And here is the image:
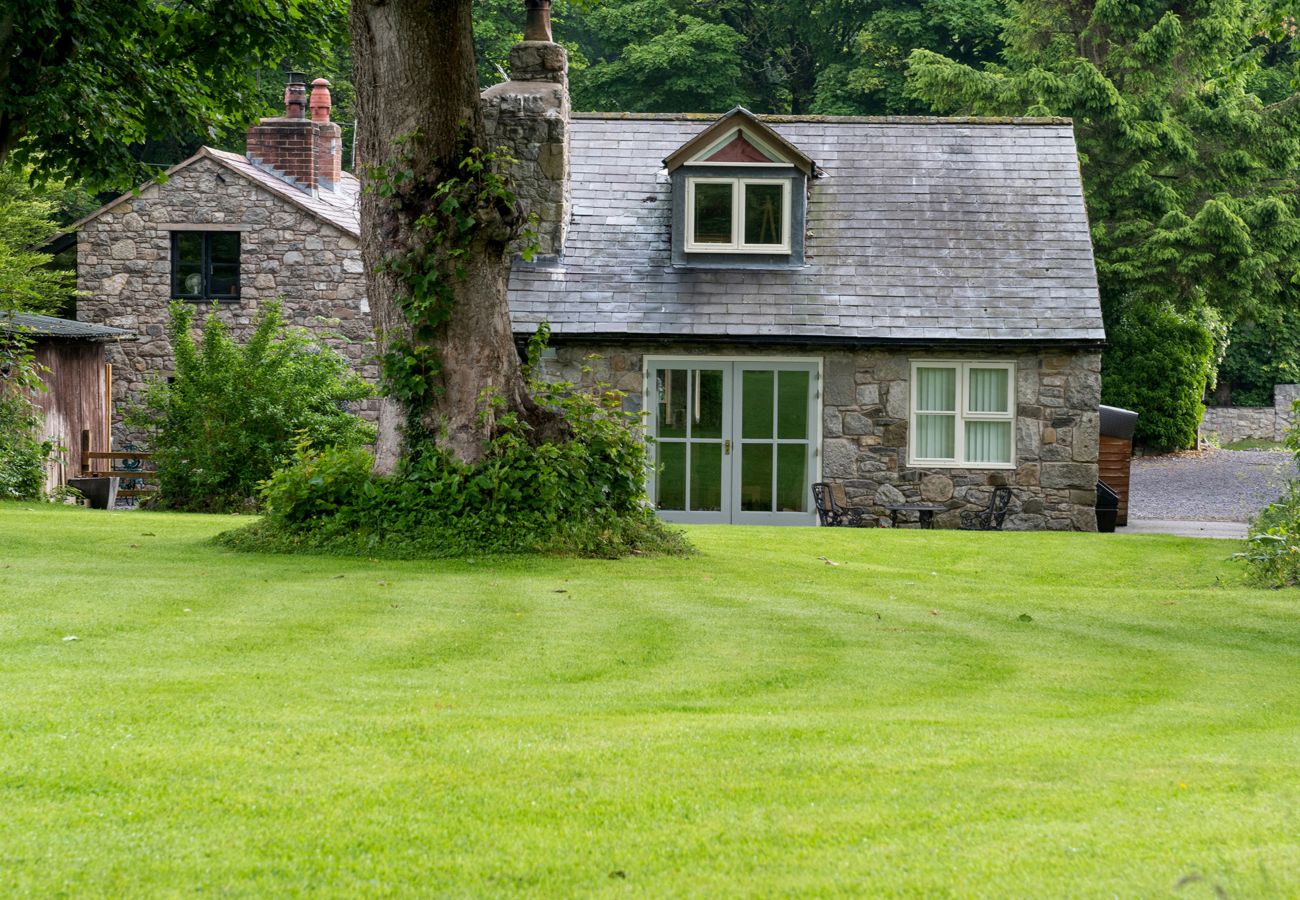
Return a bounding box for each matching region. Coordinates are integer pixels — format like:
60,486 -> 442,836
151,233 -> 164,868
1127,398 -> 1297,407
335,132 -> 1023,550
1,313 -> 132,341
205,148 -> 360,237
59,147 -> 361,240
508,113 -> 1105,344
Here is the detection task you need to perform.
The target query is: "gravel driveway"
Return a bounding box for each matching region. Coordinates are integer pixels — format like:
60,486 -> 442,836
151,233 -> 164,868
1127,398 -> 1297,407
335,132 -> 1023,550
1128,449 -> 1297,522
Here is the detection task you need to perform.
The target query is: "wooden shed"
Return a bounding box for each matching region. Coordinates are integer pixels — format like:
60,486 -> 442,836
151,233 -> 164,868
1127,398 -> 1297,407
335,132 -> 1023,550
3,314 -> 132,492
1099,405 -> 1139,527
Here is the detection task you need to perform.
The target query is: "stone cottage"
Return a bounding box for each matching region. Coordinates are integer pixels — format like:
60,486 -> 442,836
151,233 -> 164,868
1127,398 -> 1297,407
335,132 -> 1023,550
67,3 -> 1105,530
68,76 -> 375,423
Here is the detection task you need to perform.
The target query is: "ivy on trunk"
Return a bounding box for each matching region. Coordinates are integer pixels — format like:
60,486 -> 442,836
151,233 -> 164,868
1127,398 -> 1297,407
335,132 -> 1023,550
350,0 -> 565,471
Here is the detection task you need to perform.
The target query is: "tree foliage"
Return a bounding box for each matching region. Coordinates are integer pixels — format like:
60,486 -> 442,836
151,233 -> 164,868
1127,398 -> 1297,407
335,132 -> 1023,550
476,0 -> 1007,114
0,162 -> 81,499
571,0 -> 747,112
0,166 -> 78,317
127,302 -> 374,512
0,0 -> 347,190
1099,300 -> 1222,451
907,0 -> 1300,446
810,0 -> 1009,114
1217,304 -> 1300,407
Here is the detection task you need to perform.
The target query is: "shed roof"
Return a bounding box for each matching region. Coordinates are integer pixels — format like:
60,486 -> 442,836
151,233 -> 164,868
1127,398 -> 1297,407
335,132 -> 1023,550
508,114 -> 1105,344
1,313 -> 133,341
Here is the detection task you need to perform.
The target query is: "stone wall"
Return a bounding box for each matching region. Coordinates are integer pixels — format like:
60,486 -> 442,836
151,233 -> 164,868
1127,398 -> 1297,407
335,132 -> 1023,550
1201,384 -> 1300,443
76,156 -> 376,441
537,342 -> 1102,531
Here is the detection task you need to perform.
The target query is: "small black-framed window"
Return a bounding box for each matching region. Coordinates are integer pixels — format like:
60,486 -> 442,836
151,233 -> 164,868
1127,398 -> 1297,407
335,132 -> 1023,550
171,231 -> 240,301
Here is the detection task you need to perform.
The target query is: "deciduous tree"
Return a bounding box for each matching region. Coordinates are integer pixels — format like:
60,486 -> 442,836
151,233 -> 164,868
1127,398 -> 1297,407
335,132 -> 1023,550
0,0 -> 347,190
350,0 -> 565,469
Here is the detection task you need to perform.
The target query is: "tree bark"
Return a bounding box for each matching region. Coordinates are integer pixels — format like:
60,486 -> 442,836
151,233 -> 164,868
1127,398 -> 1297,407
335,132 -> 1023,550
350,0 -> 562,472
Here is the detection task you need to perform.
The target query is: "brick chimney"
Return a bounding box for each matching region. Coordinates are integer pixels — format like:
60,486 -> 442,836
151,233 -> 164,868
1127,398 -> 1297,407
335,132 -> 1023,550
246,74 -> 342,194
480,0 -> 570,258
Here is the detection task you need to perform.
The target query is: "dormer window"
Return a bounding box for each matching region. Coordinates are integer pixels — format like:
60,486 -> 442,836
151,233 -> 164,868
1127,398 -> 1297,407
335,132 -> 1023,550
686,178 -> 790,253
665,107 -> 815,268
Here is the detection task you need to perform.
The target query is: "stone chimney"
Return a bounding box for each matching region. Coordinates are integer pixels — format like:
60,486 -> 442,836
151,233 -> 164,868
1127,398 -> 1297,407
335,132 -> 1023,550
246,74 -> 343,194
480,0 -> 570,258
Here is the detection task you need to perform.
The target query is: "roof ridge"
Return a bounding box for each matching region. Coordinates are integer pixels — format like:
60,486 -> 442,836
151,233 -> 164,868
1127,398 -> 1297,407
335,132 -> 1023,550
571,112 -> 1073,126
55,147 -> 360,241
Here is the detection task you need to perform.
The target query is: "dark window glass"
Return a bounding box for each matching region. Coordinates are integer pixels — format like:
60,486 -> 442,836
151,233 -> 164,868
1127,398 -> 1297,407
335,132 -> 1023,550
692,182 -> 733,245
171,231 -> 241,301
744,183 -> 784,246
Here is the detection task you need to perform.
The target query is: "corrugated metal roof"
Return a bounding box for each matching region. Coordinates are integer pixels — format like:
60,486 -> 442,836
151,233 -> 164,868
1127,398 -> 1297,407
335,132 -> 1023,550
1,313 -> 133,341
508,115 -> 1105,344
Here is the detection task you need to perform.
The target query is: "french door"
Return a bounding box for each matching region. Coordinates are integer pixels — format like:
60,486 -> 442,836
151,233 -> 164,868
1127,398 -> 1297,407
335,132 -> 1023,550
647,359 -> 819,525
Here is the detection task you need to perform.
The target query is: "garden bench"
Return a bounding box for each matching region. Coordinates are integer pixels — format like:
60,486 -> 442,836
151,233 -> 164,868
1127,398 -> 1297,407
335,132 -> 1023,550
812,483 -> 876,527
960,485 -> 1013,531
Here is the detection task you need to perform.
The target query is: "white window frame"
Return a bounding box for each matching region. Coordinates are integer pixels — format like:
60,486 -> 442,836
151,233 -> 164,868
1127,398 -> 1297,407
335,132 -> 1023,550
908,360 -> 1016,469
684,177 -> 791,254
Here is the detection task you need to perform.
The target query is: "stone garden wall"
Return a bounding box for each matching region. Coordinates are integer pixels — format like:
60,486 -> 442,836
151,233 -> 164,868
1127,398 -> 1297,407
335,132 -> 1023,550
537,342 -> 1102,531
76,156 -> 376,441
1201,384 -> 1300,444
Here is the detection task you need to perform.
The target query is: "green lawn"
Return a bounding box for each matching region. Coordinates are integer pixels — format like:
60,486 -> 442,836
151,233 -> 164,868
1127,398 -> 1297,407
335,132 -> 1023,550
1,504 -> 1298,897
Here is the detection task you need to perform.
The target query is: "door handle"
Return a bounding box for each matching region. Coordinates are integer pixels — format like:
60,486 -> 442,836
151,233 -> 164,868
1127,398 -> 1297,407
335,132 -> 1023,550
724,439 -> 732,455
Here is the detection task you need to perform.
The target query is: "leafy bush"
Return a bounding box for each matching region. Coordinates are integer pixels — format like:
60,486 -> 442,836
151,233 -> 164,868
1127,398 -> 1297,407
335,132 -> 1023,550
221,361 -> 689,559
0,387 -> 51,500
1237,402 -> 1300,588
1237,483 -> 1300,588
1101,301 -> 1222,451
128,301 -> 375,512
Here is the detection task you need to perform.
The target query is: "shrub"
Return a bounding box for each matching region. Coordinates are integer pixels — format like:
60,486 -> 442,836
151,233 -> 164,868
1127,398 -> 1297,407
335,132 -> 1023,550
0,388 -> 51,500
1237,484 -> 1300,588
221,357 -> 689,559
128,301 -> 375,512
1236,402 -> 1300,588
0,329 -> 54,500
1102,300 -> 1221,451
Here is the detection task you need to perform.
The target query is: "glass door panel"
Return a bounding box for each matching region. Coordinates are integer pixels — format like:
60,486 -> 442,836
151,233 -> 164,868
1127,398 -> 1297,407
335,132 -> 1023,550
690,443 -> 724,511
740,444 -> 773,511
656,442 -> 686,510
775,443 -> 808,512
651,366 -> 730,523
733,363 -> 817,525
776,370 -> 810,439
741,370 -> 774,439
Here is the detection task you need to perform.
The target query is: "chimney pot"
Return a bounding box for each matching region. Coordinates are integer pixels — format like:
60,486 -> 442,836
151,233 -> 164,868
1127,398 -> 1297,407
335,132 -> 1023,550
284,72 -> 308,119
524,0 -> 553,42
309,78 -> 332,123
249,74 -> 342,194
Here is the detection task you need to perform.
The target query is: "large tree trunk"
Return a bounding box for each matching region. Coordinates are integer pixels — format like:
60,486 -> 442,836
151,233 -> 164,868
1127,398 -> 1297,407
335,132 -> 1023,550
351,0 -> 560,471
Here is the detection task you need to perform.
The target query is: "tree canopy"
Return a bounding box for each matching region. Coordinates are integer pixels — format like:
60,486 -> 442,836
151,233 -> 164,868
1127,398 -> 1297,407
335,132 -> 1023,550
473,0 -> 1009,114
907,0 -> 1300,448
0,0 -> 347,190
